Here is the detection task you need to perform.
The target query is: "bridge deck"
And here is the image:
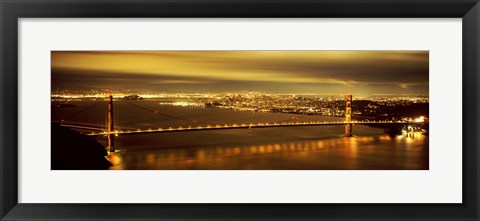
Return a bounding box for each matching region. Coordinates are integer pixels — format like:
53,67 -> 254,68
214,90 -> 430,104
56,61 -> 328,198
63,121 -> 423,136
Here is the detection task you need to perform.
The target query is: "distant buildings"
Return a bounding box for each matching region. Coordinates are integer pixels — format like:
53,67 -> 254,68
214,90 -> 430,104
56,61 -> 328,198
51,90 -> 429,120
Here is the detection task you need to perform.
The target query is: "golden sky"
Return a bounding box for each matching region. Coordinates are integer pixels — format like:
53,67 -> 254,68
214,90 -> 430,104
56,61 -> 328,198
52,51 -> 428,95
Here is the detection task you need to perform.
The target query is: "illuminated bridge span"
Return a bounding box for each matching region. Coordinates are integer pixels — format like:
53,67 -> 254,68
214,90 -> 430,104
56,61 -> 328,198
79,120 -> 423,137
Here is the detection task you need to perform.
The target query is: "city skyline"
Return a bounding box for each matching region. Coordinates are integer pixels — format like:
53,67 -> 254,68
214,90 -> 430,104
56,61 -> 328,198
52,51 -> 429,96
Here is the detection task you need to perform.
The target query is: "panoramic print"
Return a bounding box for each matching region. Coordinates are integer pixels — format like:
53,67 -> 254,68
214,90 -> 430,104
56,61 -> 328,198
51,51 -> 429,170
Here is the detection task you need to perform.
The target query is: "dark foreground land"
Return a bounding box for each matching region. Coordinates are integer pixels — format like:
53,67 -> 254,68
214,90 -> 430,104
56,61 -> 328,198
51,123 -> 111,170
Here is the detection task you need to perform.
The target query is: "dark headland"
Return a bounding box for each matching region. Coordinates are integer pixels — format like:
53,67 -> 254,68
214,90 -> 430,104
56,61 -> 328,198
51,123 -> 112,170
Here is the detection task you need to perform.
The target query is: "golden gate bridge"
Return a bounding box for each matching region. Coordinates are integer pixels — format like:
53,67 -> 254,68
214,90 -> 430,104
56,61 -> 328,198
57,95 -> 425,153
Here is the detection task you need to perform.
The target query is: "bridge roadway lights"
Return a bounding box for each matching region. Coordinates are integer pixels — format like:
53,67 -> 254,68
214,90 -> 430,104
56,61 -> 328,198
82,121 -> 422,137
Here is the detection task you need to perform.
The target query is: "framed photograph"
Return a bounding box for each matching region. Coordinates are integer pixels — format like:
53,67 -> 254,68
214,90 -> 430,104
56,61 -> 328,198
50,50 -> 430,170
1,0 -> 479,220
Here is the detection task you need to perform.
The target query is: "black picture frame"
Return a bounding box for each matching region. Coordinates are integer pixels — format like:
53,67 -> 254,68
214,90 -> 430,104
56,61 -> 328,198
1,0 -> 479,220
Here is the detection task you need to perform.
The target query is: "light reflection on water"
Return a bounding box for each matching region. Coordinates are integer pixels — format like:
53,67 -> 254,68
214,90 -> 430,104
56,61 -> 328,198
110,132 -> 428,170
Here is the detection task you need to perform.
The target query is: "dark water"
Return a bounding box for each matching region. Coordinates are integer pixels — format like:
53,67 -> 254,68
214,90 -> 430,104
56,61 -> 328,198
52,100 -> 429,170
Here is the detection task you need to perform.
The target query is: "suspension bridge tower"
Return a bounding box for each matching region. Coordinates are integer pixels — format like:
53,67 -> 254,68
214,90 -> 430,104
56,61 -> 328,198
345,95 -> 353,137
107,95 -> 115,153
